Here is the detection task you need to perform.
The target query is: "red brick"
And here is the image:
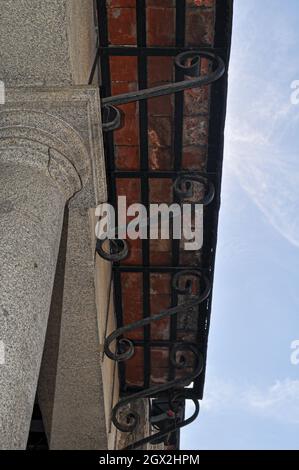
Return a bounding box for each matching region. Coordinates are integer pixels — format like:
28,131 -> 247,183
148,116 -> 172,148
185,9 -> 215,46
149,178 -> 173,203
184,85 -> 210,115
147,8 -> 175,46
115,178 -> 144,265
120,101 -> 138,116
183,115 -> 209,146
123,238 -> 143,265
108,0 -> 135,6
150,239 -> 172,265
111,82 -> 138,116
110,56 -> 138,82
149,146 -> 172,170
150,294 -> 171,340
150,274 -> 172,295
151,348 -> 169,367
151,348 -> 169,384
115,145 -> 140,170
150,251 -> 172,265
150,239 -> 172,253
148,57 -> 174,85
111,81 -> 138,94
108,8 -> 137,45
116,178 -> 141,203
200,57 -> 212,75
182,145 -> 207,170
126,366 -> 144,387
122,271 -> 141,291
125,347 -> 144,387
110,82 -> 138,116
148,95 -> 173,116
151,369 -> 169,384
179,250 -> 202,265
114,114 -> 139,145
127,346 -> 144,367
151,319 -> 170,340
147,0 -> 175,6
122,272 -> 144,339
186,0 -> 215,6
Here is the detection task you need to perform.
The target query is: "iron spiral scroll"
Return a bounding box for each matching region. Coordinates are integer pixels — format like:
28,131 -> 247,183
95,48 -> 225,448
103,270 -> 211,362
96,237 -> 213,448
100,49 -> 225,130
95,173 -> 215,446
124,396 -> 200,450
115,345 -> 203,450
96,172 -> 215,263
97,267 -> 211,448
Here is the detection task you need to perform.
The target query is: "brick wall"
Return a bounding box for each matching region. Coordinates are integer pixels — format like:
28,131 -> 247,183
102,0 -> 216,389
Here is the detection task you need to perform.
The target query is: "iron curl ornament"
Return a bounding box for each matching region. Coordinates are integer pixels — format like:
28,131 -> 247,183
96,238 -> 128,262
101,104 -> 123,132
111,344 -> 202,436
104,270 -> 211,362
125,393 -> 200,450
95,172 -> 215,263
100,50 -> 225,107
173,174 -> 215,205
91,46 -> 226,449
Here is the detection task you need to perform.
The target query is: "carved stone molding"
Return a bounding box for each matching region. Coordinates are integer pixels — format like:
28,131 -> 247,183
0,86 -> 107,207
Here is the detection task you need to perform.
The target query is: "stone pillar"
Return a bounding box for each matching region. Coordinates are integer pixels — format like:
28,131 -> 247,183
0,87 -> 107,450
0,142 -> 81,449
0,0 -> 108,448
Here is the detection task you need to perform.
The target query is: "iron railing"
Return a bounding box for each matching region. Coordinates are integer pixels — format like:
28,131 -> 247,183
93,0 -> 232,450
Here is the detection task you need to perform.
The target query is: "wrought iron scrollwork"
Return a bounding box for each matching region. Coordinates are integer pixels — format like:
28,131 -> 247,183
174,174 -> 215,205
95,172 -> 214,262
101,104 -> 123,132
101,50 -> 225,108
175,50 -> 204,77
104,270 -> 211,362
96,238 -> 128,262
102,270 -> 207,449
125,393 -> 200,450
114,279 -> 206,449
93,44 -> 224,449
102,270 -> 209,447
111,344 -> 202,432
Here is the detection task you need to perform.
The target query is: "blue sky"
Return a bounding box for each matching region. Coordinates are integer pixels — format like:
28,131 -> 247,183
181,0 -> 299,450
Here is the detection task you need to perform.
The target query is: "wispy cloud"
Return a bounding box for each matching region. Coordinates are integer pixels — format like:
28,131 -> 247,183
223,1 -> 299,248
247,379 -> 299,423
191,376 -> 299,425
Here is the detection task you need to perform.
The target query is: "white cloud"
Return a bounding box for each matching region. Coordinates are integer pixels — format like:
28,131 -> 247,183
223,4 -> 299,249
246,379 -> 299,424
200,376 -> 241,413
192,376 -> 299,425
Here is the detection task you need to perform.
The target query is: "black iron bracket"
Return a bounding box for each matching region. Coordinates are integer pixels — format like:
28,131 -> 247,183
93,4 -> 227,446
100,50 -> 225,131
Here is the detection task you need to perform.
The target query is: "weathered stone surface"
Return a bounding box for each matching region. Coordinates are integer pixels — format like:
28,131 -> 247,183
38,207 -> 108,450
0,86 -> 107,449
0,0 -> 96,87
0,145 -> 76,449
0,0 -> 109,450
2,86 -> 106,206
90,210 -> 119,450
